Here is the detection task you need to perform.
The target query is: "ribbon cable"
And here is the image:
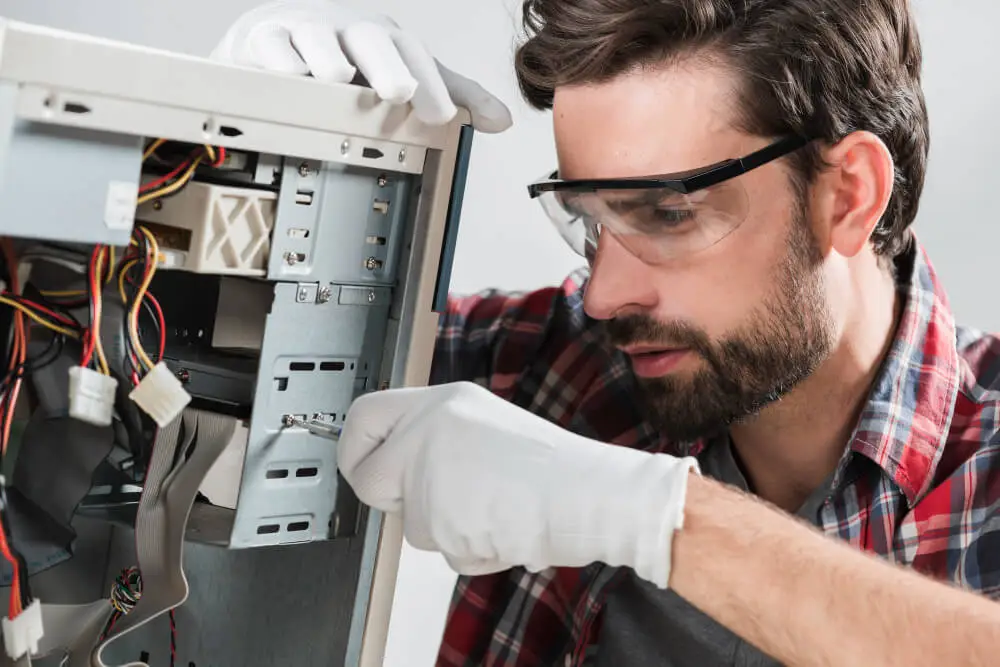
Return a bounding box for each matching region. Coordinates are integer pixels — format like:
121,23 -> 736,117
2,409 -> 236,666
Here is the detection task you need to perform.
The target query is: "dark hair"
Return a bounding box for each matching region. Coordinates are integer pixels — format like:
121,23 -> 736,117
514,0 -> 928,257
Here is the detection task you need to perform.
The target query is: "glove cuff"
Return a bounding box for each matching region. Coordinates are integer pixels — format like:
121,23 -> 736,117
545,442 -> 699,587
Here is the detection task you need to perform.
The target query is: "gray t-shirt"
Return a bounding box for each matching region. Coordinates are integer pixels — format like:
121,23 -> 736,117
592,440 -> 830,667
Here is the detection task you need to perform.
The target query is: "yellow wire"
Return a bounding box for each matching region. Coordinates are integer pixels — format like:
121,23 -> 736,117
0,296 -> 78,338
142,138 -> 165,161
106,246 -> 116,285
203,144 -> 216,163
118,259 -> 137,304
40,289 -> 86,298
135,156 -> 202,206
92,247 -> 110,376
129,228 -> 159,372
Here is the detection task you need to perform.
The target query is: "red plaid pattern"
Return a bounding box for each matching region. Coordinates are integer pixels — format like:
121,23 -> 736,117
428,241 -> 1000,666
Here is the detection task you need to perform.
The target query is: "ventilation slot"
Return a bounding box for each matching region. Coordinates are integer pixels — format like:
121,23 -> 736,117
287,521 -> 310,532
256,524 -> 280,535
289,361 -> 315,372
362,147 -> 384,160
63,102 -> 91,114
320,361 -> 345,372
219,125 -> 243,137
296,467 -> 319,478
266,469 -> 289,480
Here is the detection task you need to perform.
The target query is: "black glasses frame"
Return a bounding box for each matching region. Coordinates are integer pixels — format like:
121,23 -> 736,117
527,135 -> 811,199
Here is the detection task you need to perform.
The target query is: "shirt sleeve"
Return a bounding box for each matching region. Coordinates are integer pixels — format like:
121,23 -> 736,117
429,270 -> 590,389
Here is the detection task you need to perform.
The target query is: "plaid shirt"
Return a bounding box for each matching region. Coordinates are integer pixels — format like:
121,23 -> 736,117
428,240 -> 1000,667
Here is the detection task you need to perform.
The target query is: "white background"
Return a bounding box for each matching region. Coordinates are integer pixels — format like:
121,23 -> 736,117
0,0 -> 995,665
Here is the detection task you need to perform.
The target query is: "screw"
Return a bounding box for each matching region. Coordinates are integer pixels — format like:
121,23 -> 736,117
367,290 -> 376,303
281,414 -> 295,427
285,252 -> 299,266
317,286 -> 332,303
297,287 -> 310,301
364,257 -> 378,271
298,162 -> 311,177
377,175 -> 388,187
341,139 -> 351,155
152,200 -> 163,211
397,148 -> 406,163
175,369 -> 191,384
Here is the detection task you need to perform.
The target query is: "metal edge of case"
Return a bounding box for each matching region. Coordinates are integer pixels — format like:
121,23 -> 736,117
0,18 -> 470,151
345,125 -> 465,667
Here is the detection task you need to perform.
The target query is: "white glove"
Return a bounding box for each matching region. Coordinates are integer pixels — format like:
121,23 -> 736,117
211,0 -> 513,133
337,382 -> 700,588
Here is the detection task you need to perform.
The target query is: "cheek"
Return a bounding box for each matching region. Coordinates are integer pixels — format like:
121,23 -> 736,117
649,206 -> 792,337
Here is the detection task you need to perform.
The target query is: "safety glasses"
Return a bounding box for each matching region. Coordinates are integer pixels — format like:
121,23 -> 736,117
527,136 -> 810,264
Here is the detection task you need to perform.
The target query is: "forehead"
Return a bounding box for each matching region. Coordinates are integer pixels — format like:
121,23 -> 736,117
552,60 -> 752,180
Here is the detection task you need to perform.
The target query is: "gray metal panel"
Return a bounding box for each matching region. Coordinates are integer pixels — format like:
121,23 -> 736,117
0,117 -> 141,246
267,159 -> 412,286
342,148 -> 450,667
229,282 -> 391,549
98,525 -> 366,667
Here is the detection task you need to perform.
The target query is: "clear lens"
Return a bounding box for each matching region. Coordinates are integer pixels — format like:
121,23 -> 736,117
538,178 -> 748,264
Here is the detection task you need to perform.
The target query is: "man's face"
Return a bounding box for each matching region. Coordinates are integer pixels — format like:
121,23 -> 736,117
552,61 -> 837,442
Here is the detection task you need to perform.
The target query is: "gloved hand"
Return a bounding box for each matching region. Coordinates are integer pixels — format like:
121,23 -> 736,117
337,381 -> 700,588
211,0 -> 513,133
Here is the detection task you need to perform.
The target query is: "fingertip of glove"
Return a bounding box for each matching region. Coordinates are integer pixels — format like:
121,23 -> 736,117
470,109 -> 514,134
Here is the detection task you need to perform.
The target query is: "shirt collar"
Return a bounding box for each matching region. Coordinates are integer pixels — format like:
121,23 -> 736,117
846,238 -> 961,506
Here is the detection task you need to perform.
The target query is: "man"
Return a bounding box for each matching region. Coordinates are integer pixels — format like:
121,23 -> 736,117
214,1 -> 1000,665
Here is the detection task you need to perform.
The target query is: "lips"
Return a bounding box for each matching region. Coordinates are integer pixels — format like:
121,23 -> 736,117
620,345 -> 691,378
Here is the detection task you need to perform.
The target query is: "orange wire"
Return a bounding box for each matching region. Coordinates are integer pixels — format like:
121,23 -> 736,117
0,238 -> 23,616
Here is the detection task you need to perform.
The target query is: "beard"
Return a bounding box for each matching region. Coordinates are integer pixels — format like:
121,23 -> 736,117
600,203 -> 835,443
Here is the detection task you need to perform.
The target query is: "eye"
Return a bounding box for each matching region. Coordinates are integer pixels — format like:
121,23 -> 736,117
650,207 -> 694,226
631,205 -> 696,234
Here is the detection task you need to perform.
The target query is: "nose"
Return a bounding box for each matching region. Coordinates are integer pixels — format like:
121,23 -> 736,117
583,232 -> 659,320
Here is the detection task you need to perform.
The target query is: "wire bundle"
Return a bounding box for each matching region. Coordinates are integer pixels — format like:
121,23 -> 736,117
101,566 -> 178,667
137,138 -> 225,206
0,239 -> 90,621
117,226 -> 166,386
109,565 -> 142,615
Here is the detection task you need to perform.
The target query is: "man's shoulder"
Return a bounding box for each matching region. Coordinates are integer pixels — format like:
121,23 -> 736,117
924,325 -> 1000,507
444,268 -> 591,332
956,325 -> 1000,403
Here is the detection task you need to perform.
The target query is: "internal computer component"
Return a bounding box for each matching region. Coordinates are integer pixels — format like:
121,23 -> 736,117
0,17 -> 473,667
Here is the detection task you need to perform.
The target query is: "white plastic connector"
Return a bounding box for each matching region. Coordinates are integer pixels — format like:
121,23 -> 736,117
68,366 -> 119,426
129,362 -> 191,427
3,599 -> 43,660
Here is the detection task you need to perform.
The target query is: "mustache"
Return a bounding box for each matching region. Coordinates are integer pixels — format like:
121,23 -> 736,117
601,314 -> 714,357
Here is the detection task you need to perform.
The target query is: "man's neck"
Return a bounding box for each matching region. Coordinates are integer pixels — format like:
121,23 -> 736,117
728,269 -> 902,513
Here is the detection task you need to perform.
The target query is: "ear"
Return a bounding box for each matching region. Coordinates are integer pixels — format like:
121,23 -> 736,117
815,131 -> 894,258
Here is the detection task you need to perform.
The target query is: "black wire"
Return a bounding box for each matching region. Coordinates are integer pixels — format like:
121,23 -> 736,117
169,609 -> 176,667
139,296 -> 162,363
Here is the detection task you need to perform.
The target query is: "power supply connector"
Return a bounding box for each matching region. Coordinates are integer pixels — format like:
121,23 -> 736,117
129,362 -> 192,427
2,599 -> 43,660
68,366 -> 119,426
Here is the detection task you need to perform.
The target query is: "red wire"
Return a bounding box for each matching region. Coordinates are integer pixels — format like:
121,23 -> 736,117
139,144 -> 223,193
139,159 -> 191,193
14,297 -> 77,326
80,246 -> 101,368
